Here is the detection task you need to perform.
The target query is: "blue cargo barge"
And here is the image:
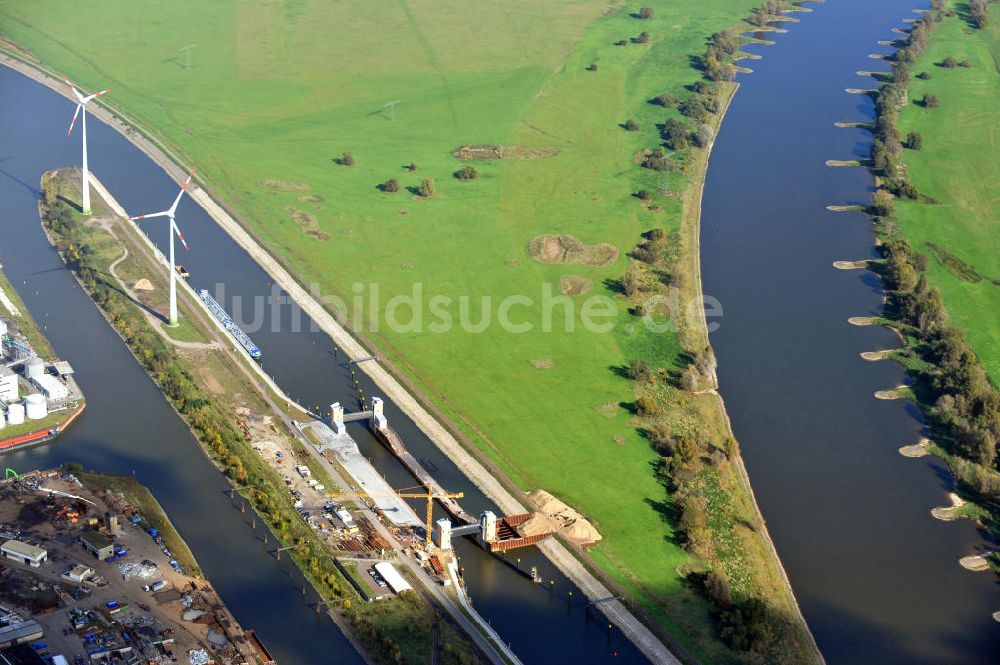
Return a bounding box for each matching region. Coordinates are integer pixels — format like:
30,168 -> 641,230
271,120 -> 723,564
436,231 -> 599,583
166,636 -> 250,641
197,289 -> 262,359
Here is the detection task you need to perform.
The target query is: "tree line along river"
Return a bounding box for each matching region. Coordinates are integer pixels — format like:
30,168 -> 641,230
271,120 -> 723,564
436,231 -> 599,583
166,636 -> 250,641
700,1 -> 999,664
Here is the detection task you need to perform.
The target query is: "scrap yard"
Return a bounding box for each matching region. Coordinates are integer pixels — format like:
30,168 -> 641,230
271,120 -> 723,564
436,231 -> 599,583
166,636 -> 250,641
0,470 -> 273,665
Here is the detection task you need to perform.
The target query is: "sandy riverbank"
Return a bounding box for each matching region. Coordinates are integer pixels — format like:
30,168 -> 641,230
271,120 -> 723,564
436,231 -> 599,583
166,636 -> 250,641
931,493 -> 966,521
685,75 -> 824,663
898,439 -> 931,458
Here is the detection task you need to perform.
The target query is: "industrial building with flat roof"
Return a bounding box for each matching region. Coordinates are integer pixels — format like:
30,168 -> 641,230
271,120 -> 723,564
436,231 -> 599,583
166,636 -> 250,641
79,531 -> 114,560
0,369 -> 16,404
373,562 -> 412,595
0,620 -> 43,649
1,642 -> 50,664
51,361 -> 73,378
62,564 -> 94,583
0,540 -> 47,568
30,374 -> 68,402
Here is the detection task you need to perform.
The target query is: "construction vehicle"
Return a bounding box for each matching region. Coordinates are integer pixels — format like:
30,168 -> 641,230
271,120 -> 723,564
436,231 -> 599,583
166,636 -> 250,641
325,486 -> 463,547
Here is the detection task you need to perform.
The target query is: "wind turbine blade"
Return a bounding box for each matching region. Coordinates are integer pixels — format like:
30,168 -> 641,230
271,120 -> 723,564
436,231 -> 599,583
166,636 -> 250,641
67,104 -> 82,136
171,219 -> 190,251
82,89 -> 110,104
127,210 -> 171,222
64,77 -> 85,103
167,185 -> 187,216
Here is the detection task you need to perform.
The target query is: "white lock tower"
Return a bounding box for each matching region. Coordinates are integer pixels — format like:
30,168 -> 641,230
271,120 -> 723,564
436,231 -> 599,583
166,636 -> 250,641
330,402 -> 346,435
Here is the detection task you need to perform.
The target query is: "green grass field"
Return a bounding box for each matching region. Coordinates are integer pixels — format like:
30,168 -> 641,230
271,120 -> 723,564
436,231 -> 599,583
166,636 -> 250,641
895,4 -> 1000,383
0,2 -> 782,659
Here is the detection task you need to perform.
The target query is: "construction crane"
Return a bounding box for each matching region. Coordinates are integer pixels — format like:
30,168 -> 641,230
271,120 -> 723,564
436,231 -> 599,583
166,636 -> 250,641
326,486 -> 464,547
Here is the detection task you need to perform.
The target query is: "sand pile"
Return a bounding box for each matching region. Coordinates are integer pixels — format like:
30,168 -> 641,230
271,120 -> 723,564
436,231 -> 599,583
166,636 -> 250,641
133,278 -> 155,291
516,512 -> 560,537
528,489 -> 570,516
564,519 -> 602,544
527,489 -> 602,545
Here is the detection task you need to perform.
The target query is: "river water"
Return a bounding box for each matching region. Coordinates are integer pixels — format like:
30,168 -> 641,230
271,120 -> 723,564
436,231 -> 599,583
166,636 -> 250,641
0,66 -> 647,663
701,2 -> 1000,664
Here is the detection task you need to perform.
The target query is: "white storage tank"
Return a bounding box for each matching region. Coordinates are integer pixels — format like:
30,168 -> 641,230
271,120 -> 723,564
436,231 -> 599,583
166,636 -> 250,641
25,357 -> 44,380
7,402 -> 25,426
24,394 -> 47,420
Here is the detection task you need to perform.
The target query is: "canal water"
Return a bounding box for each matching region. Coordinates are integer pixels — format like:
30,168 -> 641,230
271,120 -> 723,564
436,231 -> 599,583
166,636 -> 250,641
0,66 -> 646,663
700,2 -> 1000,664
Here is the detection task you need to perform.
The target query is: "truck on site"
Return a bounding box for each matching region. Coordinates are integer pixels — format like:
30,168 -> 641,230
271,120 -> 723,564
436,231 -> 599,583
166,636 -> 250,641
295,465 -> 311,478
143,580 -> 169,593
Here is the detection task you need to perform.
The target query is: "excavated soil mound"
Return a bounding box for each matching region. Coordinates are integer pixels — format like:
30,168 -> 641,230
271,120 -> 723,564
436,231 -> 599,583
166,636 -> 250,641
285,207 -> 330,241
560,274 -> 593,296
133,278 -> 155,291
452,144 -> 559,161
259,179 -> 310,191
453,144 -> 502,161
529,358 -> 555,370
528,235 -> 618,267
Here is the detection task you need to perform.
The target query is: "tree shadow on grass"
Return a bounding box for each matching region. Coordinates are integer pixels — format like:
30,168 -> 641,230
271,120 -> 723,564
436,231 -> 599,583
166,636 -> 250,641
619,400 -> 638,416
57,194 -> 82,214
602,277 -> 625,295
609,363 -> 631,380
96,273 -> 169,325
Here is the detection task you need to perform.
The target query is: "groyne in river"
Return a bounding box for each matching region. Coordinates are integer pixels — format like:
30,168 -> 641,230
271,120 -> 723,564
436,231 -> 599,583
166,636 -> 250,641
0,64 -> 647,664
701,2 -> 1000,664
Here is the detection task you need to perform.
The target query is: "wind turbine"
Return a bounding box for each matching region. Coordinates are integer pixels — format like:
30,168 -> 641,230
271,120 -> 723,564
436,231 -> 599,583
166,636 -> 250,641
65,78 -> 110,215
128,172 -> 194,327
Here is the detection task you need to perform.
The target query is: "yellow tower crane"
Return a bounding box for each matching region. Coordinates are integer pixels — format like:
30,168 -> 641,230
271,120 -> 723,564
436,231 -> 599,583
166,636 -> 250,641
326,486 -> 464,547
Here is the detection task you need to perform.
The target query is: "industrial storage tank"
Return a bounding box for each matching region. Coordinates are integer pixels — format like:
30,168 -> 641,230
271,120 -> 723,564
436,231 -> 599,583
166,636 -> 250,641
24,357 -> 44,380
7,402 -> 25,426
24,394 -> 46,420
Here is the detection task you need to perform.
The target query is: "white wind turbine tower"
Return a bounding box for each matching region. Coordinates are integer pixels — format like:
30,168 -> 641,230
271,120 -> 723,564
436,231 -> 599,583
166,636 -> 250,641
128,172 -> 195,327
64,78 -> 110,215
